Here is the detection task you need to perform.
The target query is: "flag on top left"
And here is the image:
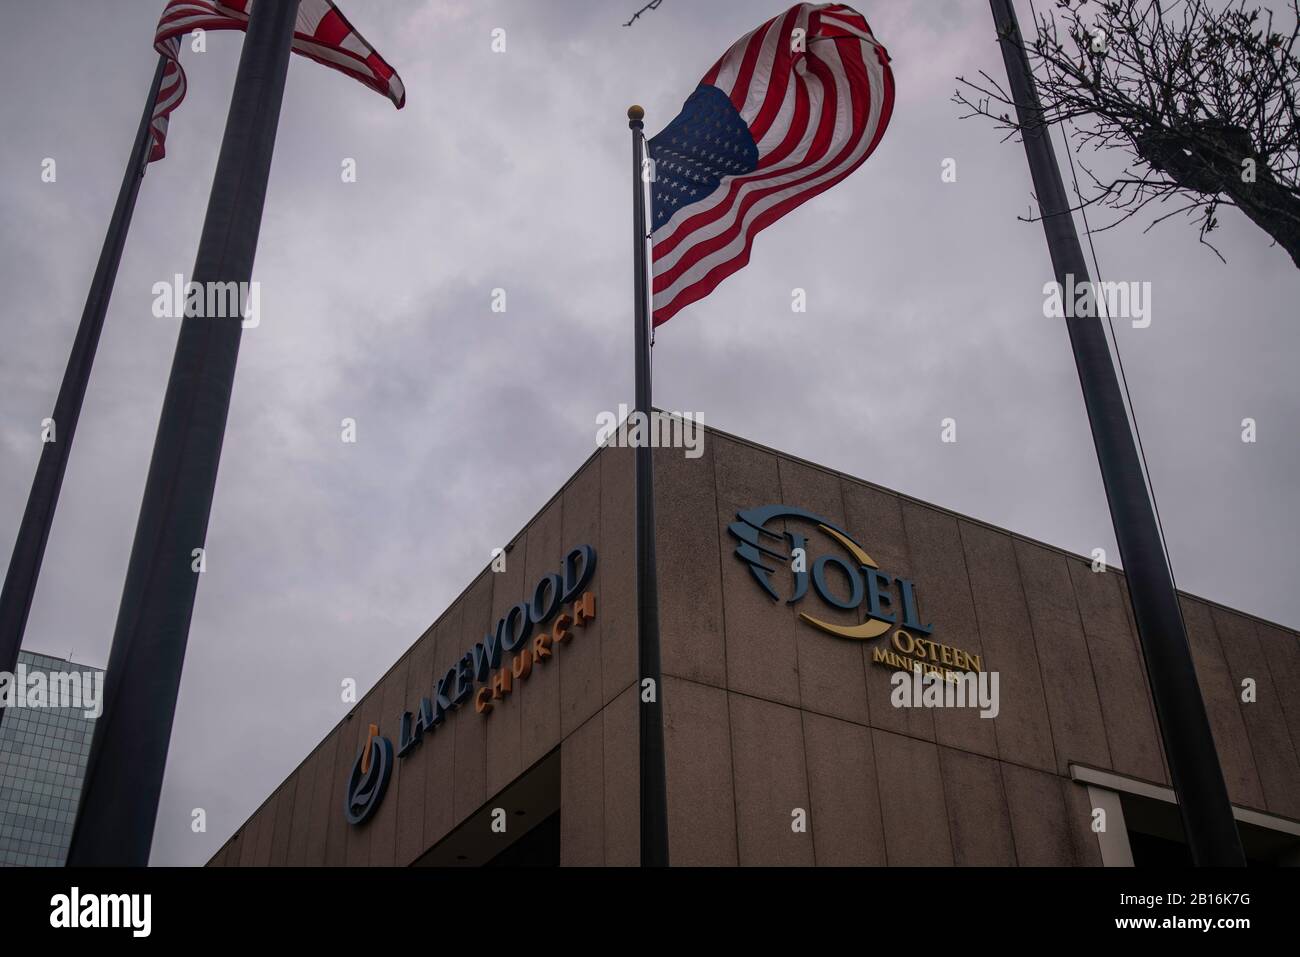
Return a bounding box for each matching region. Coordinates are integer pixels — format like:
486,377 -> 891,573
150,0 -> 405,162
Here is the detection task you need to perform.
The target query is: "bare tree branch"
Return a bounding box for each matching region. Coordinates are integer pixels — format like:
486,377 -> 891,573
955,0 -> 1300,268
624,0 -> 665,28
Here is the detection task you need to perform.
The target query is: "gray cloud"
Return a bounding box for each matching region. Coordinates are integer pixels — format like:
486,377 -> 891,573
0,0 -> 1295,865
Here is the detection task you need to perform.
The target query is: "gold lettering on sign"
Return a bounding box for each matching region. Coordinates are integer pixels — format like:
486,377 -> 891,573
878,629 -> 983,683
512,649 -> 533,680
479,592 -> 596,718
573,592 -> 596,627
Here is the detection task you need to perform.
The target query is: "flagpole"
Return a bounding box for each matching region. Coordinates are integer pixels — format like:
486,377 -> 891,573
628,105 -> 670,867
66,0 -> 301,867
0,54 -> 168,724
988,0 -> 1244,865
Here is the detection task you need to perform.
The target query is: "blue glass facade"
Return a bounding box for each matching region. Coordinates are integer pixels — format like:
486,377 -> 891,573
0,651 -> 101,867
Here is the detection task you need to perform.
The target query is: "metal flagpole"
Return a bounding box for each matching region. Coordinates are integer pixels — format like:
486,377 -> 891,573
0,54 -> 168,725
628,105 -> 670,867
66,0 -> 301,866
988,0 -> 1245,865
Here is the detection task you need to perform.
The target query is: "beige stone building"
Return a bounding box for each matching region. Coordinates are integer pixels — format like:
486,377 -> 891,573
209,423 -> 1300,866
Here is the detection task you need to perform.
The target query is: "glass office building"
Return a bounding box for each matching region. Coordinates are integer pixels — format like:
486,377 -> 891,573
0,650 -> 101,867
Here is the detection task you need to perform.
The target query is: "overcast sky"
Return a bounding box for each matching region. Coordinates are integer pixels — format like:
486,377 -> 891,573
1,0 -> 1296,866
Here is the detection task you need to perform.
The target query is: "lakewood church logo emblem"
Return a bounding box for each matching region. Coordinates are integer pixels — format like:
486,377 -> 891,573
344,723 -> 393,825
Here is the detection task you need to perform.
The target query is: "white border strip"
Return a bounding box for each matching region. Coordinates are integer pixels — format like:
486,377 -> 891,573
1070,764 -> 1300,838
1084,784 -> 1134,867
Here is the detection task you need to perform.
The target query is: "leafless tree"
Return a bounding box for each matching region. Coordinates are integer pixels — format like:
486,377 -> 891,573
955,0 -> 1300,267
624,1 -> 665,28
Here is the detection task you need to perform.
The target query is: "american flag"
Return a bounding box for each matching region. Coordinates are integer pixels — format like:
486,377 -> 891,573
648,3 -> 894,327
150,0 -> 405,163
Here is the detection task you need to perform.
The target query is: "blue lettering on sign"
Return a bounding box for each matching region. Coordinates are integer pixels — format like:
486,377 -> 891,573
728,505 -> 934,637
344,545 -> 598,825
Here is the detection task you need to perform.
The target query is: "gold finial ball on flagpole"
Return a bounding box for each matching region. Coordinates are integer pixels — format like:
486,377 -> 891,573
628,104 -> 645,122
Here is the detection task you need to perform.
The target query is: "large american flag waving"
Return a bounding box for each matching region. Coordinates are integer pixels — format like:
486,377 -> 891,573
150,0 -> 405,162
648,3 -> 894,327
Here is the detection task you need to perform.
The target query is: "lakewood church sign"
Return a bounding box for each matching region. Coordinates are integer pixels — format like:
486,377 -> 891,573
344,506 -> 983,825
728,505 -> 984,679
345,544 -> 598,825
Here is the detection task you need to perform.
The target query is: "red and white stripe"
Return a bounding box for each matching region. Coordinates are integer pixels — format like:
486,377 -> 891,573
150,0 -> 404,163
149,33 -> 187,162
650,3 -> 894,326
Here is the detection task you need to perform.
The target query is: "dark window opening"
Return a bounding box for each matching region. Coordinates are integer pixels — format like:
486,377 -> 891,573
1122,793 -> 1299,866
413,750 -> 560,867
486,810 -> 560,866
